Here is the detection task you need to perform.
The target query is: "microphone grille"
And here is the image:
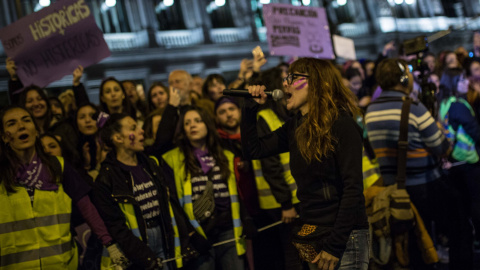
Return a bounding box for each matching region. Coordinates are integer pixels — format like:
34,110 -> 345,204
272,89 -> 284,101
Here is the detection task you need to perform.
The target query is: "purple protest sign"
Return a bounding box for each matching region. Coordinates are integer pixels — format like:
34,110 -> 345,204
262,4 -> 334,59
0,0 -> 110,88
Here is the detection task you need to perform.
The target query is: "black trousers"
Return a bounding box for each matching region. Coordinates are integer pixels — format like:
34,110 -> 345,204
252,207 -> 306,270
406,177 -> 473,270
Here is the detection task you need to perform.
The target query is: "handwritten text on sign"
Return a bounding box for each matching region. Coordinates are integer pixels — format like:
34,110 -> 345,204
0,0 -> 111,88
262,4 -> 334,59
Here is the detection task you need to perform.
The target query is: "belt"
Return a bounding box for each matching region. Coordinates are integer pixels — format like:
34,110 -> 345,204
145,219 -> 160,228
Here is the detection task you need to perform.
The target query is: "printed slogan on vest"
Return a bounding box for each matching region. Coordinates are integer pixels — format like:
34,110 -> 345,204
0,0 -> 111,88
262,4 -> 334,59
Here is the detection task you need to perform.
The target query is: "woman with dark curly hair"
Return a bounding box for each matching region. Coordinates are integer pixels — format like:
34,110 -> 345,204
241,58 -> 369,270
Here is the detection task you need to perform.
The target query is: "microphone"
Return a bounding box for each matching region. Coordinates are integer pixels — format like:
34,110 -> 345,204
222,89 -> 284,101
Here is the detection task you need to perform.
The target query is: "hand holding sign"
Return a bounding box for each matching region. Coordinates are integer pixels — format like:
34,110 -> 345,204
73,65 -> 84,87
6,57 -> 18,81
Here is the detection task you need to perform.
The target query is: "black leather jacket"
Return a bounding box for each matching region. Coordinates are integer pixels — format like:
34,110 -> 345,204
94,151 -> 198,269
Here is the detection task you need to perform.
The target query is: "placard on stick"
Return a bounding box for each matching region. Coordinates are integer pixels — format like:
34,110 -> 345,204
333,35 -> 356,60
262,3 -> 334,59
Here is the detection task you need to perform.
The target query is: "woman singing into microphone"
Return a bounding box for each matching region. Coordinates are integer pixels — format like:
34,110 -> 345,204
241,58 -> 369,270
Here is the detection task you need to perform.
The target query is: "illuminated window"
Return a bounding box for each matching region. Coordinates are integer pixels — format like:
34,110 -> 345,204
153,0 -> 186,30
0,1 -> 15,28
251,0 -> 265,28
207,0 -> 235,28
19,0 -> 56,16
90,0 -> 131,33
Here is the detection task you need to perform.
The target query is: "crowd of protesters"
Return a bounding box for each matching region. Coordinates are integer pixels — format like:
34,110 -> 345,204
1,35 -> 480,270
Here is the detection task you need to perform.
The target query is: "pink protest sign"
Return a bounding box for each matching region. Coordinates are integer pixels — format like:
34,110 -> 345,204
0,0 -> 111,88
262,4 -> 334,59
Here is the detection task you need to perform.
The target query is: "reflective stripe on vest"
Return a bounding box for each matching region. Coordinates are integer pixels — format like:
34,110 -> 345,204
439,97 -> 479,164
251,109 -> 299,209
150,155 -> 183,268
101,203 -> 142,269
0,157 -> 78,270
163,148 -> 246,256
362,150 -> 381,189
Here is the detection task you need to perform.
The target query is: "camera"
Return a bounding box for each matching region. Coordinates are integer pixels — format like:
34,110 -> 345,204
402,36 -> 437,117
402,35 -> 428,56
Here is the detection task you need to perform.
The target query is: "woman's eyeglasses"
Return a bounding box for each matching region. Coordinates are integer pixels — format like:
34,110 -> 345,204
283,73 -> 310,85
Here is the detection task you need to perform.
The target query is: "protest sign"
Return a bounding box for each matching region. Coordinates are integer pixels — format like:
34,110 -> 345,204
262,3 -> 334,59
333,35 -> 356,60
0,0 -> 111,88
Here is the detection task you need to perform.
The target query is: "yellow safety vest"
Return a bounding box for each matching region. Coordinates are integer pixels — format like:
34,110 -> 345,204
101,157 -> 183,269
252,109 -> 299,209
0,157 -> 78,270
162,148 -> 246,256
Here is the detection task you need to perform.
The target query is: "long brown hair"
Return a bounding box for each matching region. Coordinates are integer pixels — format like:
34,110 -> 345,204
176,106 -> 230,180
289,58 -> 359,163
0,106 -> 58,192
467,77 -> 480,105
19,85 -> 53,134
99,77 -> 136,119
147,82 -> 170,114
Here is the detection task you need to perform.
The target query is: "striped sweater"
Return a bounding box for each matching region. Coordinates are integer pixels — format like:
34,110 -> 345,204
365,90 -> 450,186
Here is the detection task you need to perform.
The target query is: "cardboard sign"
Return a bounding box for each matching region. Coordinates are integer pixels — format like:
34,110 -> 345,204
0,0 -> 111,88
333,35 -> 356,60
262,3 -> 334,59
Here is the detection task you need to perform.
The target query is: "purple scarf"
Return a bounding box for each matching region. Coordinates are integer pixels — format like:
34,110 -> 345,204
16,154 -> 58,191
193,148 -> 215,174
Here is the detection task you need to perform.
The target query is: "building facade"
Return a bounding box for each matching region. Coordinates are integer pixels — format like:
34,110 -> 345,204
0,0 -> 479,105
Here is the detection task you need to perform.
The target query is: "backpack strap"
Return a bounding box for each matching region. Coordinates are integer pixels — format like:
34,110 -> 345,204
457,98 -> 475,116
55,156 -> 64,171
439,96 -> 456,121
396,96 -> 412,189
149,155 -> 160,166
50,156 -> 64,183
370,97 -> 405,104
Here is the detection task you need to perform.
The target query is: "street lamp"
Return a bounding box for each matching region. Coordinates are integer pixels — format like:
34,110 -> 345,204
39,0 -> 50,7
215,0 -> 226,6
